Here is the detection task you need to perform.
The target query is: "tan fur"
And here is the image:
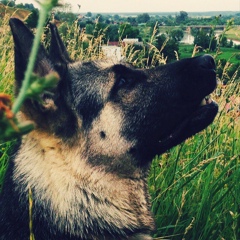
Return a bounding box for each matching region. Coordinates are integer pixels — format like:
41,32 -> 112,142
14,129 -> 154,237
128,234 -> 153,240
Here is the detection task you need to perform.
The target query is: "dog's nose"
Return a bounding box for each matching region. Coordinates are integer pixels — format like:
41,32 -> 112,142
198,54 -> 215,70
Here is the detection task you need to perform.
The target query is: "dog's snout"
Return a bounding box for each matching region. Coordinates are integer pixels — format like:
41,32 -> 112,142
198,54 -> 215,70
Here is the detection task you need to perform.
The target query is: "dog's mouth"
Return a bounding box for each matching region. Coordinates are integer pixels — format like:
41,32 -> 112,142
154,55 -> 219,154
200,95 -> 211,105
157,94 -> 218,151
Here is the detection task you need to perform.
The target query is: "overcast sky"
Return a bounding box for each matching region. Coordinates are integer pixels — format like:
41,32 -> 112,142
15,0 -> 240,13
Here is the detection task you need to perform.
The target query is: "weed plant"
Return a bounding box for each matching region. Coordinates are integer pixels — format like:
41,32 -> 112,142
0,10 -> 239,240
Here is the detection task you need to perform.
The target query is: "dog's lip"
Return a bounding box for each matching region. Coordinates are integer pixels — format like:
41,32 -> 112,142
158,98 -> 218,147
200,94 -> 212,106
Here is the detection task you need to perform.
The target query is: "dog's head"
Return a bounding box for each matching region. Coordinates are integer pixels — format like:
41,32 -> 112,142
10,18 -> 218,174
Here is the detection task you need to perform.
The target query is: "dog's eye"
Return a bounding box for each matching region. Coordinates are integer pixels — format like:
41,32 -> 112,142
117,78 -> 127,88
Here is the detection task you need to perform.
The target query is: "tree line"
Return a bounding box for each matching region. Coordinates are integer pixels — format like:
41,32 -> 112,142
1,0 -> 240,63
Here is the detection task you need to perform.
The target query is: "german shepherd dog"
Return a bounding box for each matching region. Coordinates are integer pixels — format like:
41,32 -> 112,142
0,18 -> 218,240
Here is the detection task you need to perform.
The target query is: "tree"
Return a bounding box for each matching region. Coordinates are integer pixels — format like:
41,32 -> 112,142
170,29 -> 184,41
219,35 -> 233,48
176,11 -> 188,23
194,29 -> 209,50
24,3 -> 34,10
106,25 -> 119,41
137,13 -> 150,23
193,29 -> 217,51
92,22 -> 107,39
127,17 -> 137,26
95,14 -> 104,23
220,35 -> 228,47
228,39 -> 233,48
86,12 -> 92,18
113,14 -> 120,21
85,23 -> 95,35
156,34 -> 179,62
119,23 -> 140,39
55,12 -> 76,24
26,8 -> 39,28
1,0 -> 15,6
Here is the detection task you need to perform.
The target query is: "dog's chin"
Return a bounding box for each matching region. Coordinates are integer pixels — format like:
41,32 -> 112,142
157,98 -> 218,154
135,98 -> 218,166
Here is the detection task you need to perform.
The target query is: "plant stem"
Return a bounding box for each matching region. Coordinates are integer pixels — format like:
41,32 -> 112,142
12,1 -> 53,114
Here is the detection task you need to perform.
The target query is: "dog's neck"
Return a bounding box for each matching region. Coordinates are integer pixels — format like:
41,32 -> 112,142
13,130 -> 154,238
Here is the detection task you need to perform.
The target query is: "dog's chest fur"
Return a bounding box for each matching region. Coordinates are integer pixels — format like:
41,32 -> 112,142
13,130 -> 154,238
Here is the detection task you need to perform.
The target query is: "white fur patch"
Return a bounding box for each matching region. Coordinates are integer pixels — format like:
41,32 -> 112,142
88,103 -> 134,157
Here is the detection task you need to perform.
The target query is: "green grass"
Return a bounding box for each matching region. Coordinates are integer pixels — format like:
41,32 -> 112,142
0,14 -> 240,240
179,44 -> 240,63
0,15 -> 15,188
149,102 -> 240,239
216,47 -> 240,64
0,141 -> 14,189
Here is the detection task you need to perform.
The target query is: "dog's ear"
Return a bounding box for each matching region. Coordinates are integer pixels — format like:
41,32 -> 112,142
9,18 -> 53,90
49,22 -> 73,65
9,18 -> 76,134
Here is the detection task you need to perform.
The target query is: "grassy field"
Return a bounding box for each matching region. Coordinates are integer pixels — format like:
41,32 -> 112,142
179,44 -> 240,63
225,26 -> 240,41
0,14 -> 240,240
149,95 -> 240,239
0,14 -> 15,190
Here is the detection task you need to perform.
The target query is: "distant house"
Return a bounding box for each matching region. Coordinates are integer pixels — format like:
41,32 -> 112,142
123,38 -> 139,44
123,38 -> 143,46
108,41 -> 119,46
102,46 -> 123,62
102,38 -> 146,61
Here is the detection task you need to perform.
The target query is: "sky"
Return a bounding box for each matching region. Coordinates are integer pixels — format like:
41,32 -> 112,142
15,0 -> 240,13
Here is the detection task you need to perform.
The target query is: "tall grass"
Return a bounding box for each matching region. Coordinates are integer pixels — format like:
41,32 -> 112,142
0,12 -> 239,240
0,14 -> 14,94
149,57 -> 239,239
45,20 -> 106,61
149,93 -> 240,239
0,14 -> 15,189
